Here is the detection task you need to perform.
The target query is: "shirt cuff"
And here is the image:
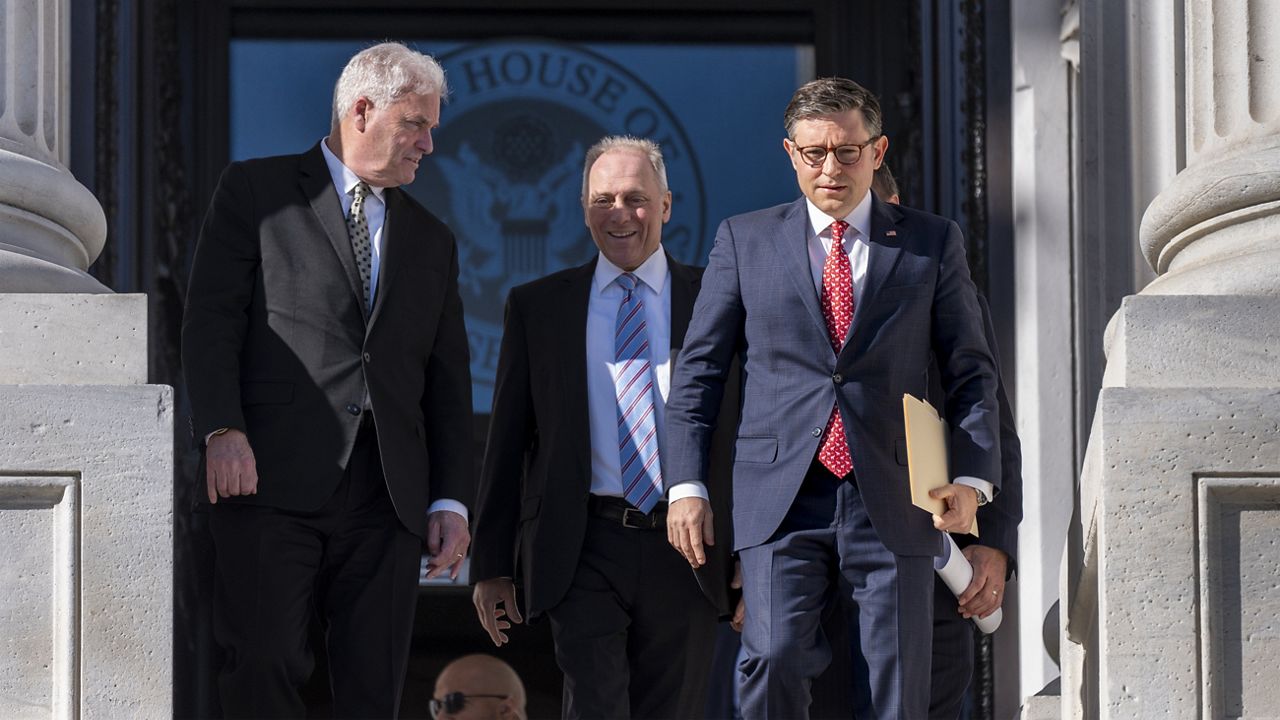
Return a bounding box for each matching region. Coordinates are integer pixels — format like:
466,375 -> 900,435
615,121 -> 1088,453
666,481 -> 709,503
428,499 -> 468,523
953,477 -> 993,504
204,427 -> 231,446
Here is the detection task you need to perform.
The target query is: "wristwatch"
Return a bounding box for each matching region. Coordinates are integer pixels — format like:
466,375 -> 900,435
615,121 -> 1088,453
974,486 -> 989,506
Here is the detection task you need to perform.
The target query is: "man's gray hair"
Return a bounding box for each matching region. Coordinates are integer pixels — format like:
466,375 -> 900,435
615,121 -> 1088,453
581,136 -> 669,201
783,77 -> 883,139
331,42 -> 448,131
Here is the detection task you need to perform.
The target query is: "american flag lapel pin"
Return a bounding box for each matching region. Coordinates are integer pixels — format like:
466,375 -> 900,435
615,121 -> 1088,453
885,230 -> 897,237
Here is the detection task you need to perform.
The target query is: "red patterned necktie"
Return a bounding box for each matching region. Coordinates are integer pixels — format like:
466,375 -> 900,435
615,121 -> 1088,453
818,220 -> 853,477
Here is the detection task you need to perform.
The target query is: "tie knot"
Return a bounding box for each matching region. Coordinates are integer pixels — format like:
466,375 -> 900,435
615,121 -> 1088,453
831,220 -> 849,246
351,181 -> 372,213
616,272 -> 639,295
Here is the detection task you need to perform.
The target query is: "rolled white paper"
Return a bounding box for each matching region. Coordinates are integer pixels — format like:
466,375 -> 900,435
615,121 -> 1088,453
934,533 -> 1002,634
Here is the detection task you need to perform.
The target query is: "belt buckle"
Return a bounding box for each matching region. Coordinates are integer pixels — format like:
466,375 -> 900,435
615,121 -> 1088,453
621,508 -> 650,529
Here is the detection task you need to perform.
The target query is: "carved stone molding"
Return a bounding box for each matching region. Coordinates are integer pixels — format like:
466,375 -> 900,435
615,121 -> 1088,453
1139,1 -> 1280,296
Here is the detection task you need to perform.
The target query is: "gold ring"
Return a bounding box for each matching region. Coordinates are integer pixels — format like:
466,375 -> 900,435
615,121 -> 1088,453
455,553 -> 464,559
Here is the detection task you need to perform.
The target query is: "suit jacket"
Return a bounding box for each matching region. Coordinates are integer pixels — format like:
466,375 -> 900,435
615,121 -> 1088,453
666,195 -> 1001,555
932,294 -> 1023,572
181,142 -> 474,538
470,253 -> 735,618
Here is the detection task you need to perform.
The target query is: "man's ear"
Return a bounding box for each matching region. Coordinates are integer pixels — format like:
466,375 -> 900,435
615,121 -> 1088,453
352,97 -> 371,131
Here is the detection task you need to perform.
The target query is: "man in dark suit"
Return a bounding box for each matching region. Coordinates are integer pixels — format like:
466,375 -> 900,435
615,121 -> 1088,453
470,136 -> 730,719
872,162 -> 1024,717
182,42 -> 473,718
926,304 -> 1022,717
665,77 -> 1003,719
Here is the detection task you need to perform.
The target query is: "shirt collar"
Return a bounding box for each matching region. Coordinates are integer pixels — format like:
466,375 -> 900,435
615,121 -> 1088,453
320,137 -> 386,201
594,247 -> 669,295
804,190 -> 873,242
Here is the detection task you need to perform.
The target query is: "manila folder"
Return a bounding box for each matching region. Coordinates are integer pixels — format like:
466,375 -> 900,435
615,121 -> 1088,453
903,393 -> 977,537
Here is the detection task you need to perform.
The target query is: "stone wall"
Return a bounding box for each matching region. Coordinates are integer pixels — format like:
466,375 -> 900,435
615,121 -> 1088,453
1060,1 -> 1280,716
0,4 -> 174,718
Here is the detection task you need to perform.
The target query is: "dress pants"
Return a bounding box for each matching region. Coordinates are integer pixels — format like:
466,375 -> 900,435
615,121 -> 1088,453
208,417 -> 424,719
737,461 -> 935,719
546,507 -> 718,719
838,565 -> 974,719
929,567 -> 976,719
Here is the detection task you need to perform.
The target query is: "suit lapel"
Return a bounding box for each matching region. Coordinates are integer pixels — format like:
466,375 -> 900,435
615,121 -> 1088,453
557,259 -> 596,482
777,198 -> 828,335
367,188 -> 406,330
300,143 -> 365,321
668,254 -> 700,352
850,195 -> 906,336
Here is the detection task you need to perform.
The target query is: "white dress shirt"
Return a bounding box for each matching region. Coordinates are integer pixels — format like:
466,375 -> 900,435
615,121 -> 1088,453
805,191 -> 873,299
321,137 -> 468,521
587,249 -> 672,498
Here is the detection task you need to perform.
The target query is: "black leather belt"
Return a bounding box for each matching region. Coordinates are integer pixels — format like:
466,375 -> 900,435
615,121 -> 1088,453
587,494 -> 667,530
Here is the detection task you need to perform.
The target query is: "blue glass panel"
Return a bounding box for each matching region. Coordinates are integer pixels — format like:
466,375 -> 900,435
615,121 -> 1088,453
231,38 -> 811,411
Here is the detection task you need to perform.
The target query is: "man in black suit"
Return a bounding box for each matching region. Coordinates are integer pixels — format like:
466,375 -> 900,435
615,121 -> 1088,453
872,163 -> 1023,717
469,136 -> 730,719
182,42 -> 473,718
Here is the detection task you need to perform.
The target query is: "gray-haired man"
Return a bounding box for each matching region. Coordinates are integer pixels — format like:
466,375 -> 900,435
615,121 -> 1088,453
470,136 -> 732,718
183,42 -> 473,717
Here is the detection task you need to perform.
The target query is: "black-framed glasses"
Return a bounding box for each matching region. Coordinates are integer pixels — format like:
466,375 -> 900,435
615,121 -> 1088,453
429,691 -> 509,718
789,137 -> 880,168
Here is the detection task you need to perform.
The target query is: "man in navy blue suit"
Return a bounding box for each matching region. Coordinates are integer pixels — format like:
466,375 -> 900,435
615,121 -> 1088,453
665,78 -> 1003,719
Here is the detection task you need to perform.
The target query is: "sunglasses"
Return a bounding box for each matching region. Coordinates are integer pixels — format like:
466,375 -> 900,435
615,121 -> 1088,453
429,691 -> 509,718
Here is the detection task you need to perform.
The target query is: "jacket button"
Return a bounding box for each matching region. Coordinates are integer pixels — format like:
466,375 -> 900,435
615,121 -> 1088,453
812,427 -> 822,438
832,372 -> 844,384
346,404 -> 361,416
363,352 -> 371,363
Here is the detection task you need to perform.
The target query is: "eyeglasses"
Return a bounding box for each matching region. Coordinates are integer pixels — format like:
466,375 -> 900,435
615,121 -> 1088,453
429,691 -> 509,718
789,137 -> 880,168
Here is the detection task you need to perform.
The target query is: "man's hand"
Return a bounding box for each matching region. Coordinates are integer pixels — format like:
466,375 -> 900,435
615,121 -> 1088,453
930,484 -> 979,533
472,578 -> 523,647
667,497 -> 714,567
205,429 -> 258,504
729,560 -> 746,633
957,546 -> 1008,619
425,510 -> 470,580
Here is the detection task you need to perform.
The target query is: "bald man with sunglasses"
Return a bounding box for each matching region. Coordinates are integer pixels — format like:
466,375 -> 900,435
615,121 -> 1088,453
431,654 -> 526,720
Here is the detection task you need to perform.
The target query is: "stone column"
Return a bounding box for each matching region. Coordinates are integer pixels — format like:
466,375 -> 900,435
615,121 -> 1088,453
1062,1 -> 1280,718
1140,0 -> 1280,296
0,2 -> 173,718
0,0 -> 109,292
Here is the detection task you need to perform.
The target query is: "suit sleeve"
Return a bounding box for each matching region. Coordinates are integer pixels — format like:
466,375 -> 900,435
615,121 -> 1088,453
666,218 -> 746,488
181,161 -> 258,442
973,295 -> 1023,574
422,234 -> 476,510
930,221 -> 1002,490
470,290 -> 534,582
